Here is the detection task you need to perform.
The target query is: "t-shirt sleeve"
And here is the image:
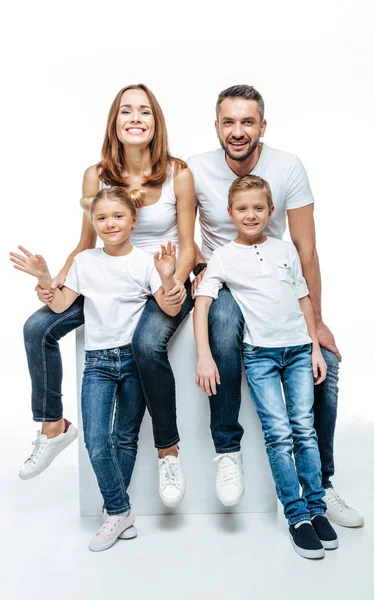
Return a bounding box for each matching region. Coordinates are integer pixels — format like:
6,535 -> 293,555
64,259 -> 80,294
290,245 -> 309,299
195,252 -> 224,300
148,264 -> 163,295
286,156 -> 314,210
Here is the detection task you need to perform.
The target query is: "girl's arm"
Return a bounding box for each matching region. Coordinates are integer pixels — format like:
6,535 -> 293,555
9,246 -> 79,313
154,242 -> 182,317
193,296 -> 221,396
165,167 -> 196,306
299,295 -> 327,385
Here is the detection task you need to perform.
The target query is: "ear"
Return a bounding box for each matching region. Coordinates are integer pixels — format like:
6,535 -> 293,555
215,120 -> 219,136
227,206 -> 234,221
260,119 -> 267,137
131,214 -> 138,229
268,205 -> 274,218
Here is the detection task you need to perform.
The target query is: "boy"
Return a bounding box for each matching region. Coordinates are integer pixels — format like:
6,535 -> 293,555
193,174 -> 338,559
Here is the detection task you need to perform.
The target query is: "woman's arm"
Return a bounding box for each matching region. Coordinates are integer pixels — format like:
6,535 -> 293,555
165,167 -> 196,305
154,242 -> 182,317
299,295 -> 327,385
193,296 -> 220,395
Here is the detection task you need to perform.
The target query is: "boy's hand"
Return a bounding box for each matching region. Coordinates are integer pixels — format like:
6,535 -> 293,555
196,355 -> 221,396
312,346 -> 327,385
10,246 -> 51,281
154,241 -> 177,280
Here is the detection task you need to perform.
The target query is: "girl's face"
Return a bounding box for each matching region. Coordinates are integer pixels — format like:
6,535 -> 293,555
116,88 -> 155,148
92,199 -> 137,247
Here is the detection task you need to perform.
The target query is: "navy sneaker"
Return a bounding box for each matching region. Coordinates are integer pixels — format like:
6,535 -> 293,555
289,523 -> 325,559
312,515 -> 339,549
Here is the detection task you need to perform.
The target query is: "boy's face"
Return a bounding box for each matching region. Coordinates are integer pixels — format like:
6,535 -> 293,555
92,199 -> 137,247
228,189 -> 274,240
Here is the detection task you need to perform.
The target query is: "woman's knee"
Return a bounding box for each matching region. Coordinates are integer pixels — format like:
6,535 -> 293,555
23,309 -> 50,345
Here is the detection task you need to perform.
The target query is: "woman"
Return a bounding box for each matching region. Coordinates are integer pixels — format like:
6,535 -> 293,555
22,84 -> 195,507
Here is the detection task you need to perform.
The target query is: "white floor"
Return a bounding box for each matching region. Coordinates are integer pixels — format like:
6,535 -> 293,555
1,422 -> 373,600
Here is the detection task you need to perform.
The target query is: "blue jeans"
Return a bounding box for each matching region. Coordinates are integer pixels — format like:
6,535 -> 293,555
23,280 -> 193,447
81,346 -> 146,515
243,343 -> 326,524
209,286 -> 339,488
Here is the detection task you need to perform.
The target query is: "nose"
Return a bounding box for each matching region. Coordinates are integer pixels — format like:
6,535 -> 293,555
130,110 -> 141,123
232,122 -> 244,138
106,217 -> 116,228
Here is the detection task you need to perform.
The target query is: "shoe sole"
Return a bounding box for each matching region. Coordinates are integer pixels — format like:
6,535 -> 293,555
118,525 -> 138,540
19,426 -> 78,480
218,486 -> 245,507
289,535 -> 325,559
320,538 -> 339,550
325,513 -> 364,528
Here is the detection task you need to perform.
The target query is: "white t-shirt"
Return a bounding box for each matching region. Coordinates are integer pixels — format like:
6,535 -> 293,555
64,247 -> 161,350
188,144 -> 314,260
195,237 -> 311,348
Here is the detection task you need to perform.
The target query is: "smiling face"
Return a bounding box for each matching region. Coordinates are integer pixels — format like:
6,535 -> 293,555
216,98 -> 266,162
92,198 -> 137,251
116,88 -> 155,148
228,188 -> 274,244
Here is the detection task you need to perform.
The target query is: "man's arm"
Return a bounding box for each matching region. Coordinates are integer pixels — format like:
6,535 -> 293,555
288,204 -> 342,360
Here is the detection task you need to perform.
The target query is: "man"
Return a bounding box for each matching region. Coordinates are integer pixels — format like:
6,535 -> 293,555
188,85 -> 363,527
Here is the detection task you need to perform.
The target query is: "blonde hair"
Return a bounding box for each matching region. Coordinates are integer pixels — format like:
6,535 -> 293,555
228,175 -> 273,209
80,186 -> 146,219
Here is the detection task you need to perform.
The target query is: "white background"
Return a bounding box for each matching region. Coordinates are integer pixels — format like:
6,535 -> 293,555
1,1 -> 373,596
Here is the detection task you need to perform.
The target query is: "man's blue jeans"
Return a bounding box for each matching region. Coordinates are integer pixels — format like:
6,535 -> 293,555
243,343 -> 326,524
208,286 -> 339,488
23,280 -> 193,448
81,346 -> 146,515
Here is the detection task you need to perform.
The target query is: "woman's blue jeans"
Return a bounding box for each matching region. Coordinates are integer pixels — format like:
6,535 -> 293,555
243,343 -> 326,525
208,286 -> 339,489
81,346 -> 146,514
23,280 -> 194,448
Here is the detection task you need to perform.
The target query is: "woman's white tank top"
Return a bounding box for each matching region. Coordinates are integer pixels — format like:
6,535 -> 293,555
100,164 -> 178,255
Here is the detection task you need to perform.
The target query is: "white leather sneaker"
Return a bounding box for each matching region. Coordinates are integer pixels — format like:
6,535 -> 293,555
214,451 -> 245,506
101,508 -> 137,539
158,455 -> 186,508
19,420 -> 78,480
325,487 -> 364,527
89,509 -> 135,552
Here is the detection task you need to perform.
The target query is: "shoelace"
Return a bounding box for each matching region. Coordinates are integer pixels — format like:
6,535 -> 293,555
214,455 -> 240,486
96,515 -> 122,537
327,489 -> 350,511
27,432 -> 48,464
159,457 -> 180,490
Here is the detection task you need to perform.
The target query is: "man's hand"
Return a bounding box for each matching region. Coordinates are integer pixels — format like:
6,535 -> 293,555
312,346 -> 328,385
196,354 -> 221,396
10,246 -> 51,282
316,321 -> 342,361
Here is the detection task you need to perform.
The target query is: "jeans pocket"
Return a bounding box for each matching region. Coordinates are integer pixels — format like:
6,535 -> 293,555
242,343 -> 260,354
84,357 -> 99,367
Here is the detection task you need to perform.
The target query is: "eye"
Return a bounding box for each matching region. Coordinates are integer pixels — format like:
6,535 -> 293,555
256,206 -> 264,211
115,214 -> 125,219
141,111 -> 151,115
96,216 -> 105,221
120,109 -> 131,115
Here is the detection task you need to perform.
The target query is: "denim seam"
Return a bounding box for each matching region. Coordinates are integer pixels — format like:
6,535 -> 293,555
40,306 -> 83,421
105,506 -> 130,515
309,508 -> 325,517
108,378 -> 128,508
214,445 -> 241,454
289,513 -> 312,526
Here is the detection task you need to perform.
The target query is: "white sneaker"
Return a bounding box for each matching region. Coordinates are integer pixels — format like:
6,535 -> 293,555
19,420 -> 78,480
325,487 -> 364,527
214,451 -> 245,506
89,509 -> 135,552
102,508 -> 137,539
158,455 -> 186,508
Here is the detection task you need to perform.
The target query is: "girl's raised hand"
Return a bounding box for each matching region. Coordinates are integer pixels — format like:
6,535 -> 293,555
10,246 -> 51,281
154,241 -> 177,280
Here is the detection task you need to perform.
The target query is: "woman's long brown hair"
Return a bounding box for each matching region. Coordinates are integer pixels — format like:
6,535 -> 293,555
97,84 -> 186,187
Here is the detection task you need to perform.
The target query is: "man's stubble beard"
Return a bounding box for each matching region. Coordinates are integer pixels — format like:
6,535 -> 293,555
218,134 -> 261,163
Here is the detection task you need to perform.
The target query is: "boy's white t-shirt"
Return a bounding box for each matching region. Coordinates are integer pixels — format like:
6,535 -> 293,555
64,247 -> 161,350
188,144 -> 314,260
195,237 -> 311,348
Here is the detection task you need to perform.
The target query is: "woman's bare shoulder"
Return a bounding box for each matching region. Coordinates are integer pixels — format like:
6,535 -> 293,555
83,164 -> 101,194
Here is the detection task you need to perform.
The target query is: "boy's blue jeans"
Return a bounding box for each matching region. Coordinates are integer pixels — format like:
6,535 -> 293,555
23,280 -> 194,448
81,345 -> 146,515
243,342 -> 326,524
208,286 -> 339,489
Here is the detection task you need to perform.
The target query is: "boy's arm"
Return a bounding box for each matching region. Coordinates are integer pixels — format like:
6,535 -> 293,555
299,295 -> 327,385
193,296 -> 220,396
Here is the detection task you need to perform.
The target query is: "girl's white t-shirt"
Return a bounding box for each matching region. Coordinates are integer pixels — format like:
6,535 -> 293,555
64,247 -> 161,350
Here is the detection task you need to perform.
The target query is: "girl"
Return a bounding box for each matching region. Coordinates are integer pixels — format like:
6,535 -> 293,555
10,187 -> 182,551
21,84 -> 195,507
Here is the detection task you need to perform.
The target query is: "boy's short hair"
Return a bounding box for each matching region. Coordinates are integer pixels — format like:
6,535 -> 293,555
228,175 -> 273,209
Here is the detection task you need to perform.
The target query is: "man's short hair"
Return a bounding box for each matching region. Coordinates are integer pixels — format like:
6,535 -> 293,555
228,175 -> 273,209
216,85 -> 265,121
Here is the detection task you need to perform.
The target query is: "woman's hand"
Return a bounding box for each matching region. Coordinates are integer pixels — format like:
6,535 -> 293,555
165,280 -> 187,306
196,354 -> 221,396
154,241 -> 177,280
312,345 -> 327,385
10,246 -> 51,281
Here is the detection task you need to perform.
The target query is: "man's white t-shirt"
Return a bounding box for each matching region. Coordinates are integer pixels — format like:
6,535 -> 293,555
64,247 -> 161,350
195,237 -> 311,348
188,144 -> 314,260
